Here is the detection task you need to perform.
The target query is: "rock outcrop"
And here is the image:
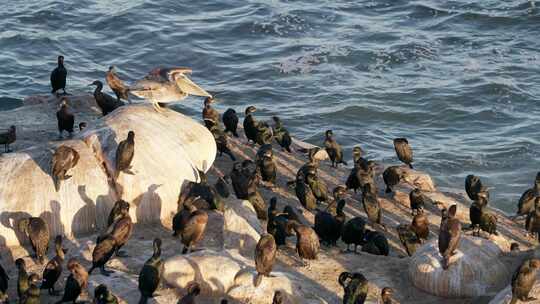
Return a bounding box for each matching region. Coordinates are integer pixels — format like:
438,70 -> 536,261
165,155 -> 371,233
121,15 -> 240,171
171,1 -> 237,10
0,95 -> 216,246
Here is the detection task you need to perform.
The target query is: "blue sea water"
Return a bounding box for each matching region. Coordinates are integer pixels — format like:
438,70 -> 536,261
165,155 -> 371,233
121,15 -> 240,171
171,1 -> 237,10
0,0 -> 539,213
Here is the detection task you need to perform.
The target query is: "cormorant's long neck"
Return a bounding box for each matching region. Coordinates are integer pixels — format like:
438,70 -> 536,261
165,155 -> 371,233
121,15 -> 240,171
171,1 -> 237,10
94,84 -> 102,95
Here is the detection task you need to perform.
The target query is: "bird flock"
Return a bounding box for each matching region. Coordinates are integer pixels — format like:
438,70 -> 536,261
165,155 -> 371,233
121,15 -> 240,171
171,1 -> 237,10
0,56 -> 539,304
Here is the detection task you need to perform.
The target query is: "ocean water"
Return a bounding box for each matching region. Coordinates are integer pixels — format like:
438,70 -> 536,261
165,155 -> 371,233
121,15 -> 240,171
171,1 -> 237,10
1,0 -> 539,213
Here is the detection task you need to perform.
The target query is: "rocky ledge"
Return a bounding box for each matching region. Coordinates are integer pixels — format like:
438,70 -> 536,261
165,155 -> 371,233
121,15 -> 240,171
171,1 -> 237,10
0,94 -> 537,303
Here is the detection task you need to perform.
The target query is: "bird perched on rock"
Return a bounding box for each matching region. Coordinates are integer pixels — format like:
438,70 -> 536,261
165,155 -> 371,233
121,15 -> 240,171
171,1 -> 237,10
179,170 -> 224,211
465,174 -> 484,201
172,200 -> 197,238
254,234 -> 277,287
91,80 -> 124,116
306,170 -> 329,204
296,173 -> 317,211
177,282 -> 201,304
41,235 -> 66,295
56,98 -> 74,139
272,291 -> 285,304
56,258 -> 88,304
106,66 -> 130,103
94,284 -> 119,304
106,201 -> 133,257
16,258 -> 29,299
138,238 -> 164,304
470,189 -> 497,236
51,145 -> 80,192
248,189 -> 268,220
0,260 -> 7,303
18,217 -> 50,264
383,166 -> 404,194
202,97 -> 220,129
129,67 -> 212,112
393,138 -> 413,169
255,121 -> 273,146
362,184 -> 383,228
346,157 -> 376,194
181,210 -> 208,254
256,144 -> 277,185
314,200 -> 346,246
291,222 -> 320,267
243,106 -> 258,144
338,272 -> 368,304
229,162 -> 251,200
20,274 -> 40,304
115,131 -> 136,179
89,235 -> 116,276
341,217 -> 366,253
107,200 -> 129,227
51,55 -> 67,96
381,287 -> 394,304
517,172 -> 540,217
526,198 -> 540,241
411,210 -> 430,242
510,259 -> 540,304
409,188 -> 425,215
267,197 -> 279,234
214,176 -> 230,198
397,224 -> 420,256
438,205 -> 461,269
0,125 -> 16,153
324,130 -> 347,168
272,116 -> 292,153
362,230 -> 389,256
222,108 -> 239,137
209,123 -> 236,161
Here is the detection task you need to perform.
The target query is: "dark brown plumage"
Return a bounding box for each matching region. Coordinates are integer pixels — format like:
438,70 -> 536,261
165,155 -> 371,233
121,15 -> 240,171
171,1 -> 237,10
465,174 -> 483,201
56,258 -> 88,304
393,138 -> 413,169
517,172 -> 540,216
341,217 -> 366,253
526,198 -> 540,241
51,56 -> 67,95
243,106 -> 258,144
20,273 -> 40,304
89,235 -> 116,276
181,210 -> 208,254
0,125 -> 16,153
108,203 -> 133,257
272,291 -> 285,304
138,238 -> 164,304
56,99 -> 74,138
41,235 -> 66,295
115,131 -> 135,179
362,184 -> 382,227
295,173 -> 317,211
0,260 -> 7,302
339,271 -> 368,304
256,144 -> 276,185
397,224 -> 419,256
51,145 -> 80,192
179,170 -> 224,211
94,284 -> 119,304
222,108 -> 239,137
202,97 -> 220,129
346,157 -> 376,193
209,123 -> 236,161
177,282 -> 201,304
18,217 -> 50,264
510,259 -> 540,304
248,190 -> 268,220
411,211 -> 430,242
16,258 -> 29,299
106,66 -> 130,102
324,130 -> 347,168
173,202 -> 197,238
409,188 -> 425,215
214,176 -> 230,198
381,287 -> 394,304
107,200 -> 129,227
92,80 -> 124,116
438,205 -> 461,269
254,234 -> 277,287
383,166 -> 403,194
291,222 -> 320,266
361,230 -> 389,256
272,116 -> 292,153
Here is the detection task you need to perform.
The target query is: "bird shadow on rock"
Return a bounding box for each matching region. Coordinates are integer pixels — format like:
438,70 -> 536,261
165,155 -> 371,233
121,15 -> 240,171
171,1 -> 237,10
71,185 -> 98,238
0,211 -> 32,247
133,184 -> 163,227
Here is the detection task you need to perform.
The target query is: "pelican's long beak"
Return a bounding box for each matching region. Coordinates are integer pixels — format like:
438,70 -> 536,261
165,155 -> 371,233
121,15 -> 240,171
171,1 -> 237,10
175,74 -> 212,98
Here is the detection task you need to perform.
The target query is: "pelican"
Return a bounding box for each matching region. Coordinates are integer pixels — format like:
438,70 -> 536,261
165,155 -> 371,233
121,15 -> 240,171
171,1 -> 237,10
129,67 -> 211,112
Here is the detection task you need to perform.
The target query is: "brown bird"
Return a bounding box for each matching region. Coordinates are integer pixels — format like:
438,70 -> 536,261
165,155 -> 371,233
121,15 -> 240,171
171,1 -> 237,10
411,211 -> 430,242
51,145 -> 80,192
41,235 -> 66,295
0,125 -> 16,153
20,273 -> 40,304
18,217 -> 50,264
56,258 -> 88,304
324,130 -> 347,168
106,66 -> 130,102
397,224 -> 419,256
511,259 -> 540,304
526,197 -> 540,241
107,202 -> 133,257
56,99 -> 74,139
181,210 -> 208,254
517,172 -> 540,217
138,238 -> 164,304
409,188 -> 425,215
91,80 -> 124,116
362,183 -> 383,227
107,200 -> 129,227
172,201 -> 197,238
393,138 -> 413,169
89,235 -> 117,276
438,205 -> 461,269
381,287 -> 394,304
177,282 -> 201,304
383,166 -> 404,194
202,97 -> 220,129
16,258 -> 29,299
291,222 -> 320,267
254,234 -> 277,287
115,131 -> 135,179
